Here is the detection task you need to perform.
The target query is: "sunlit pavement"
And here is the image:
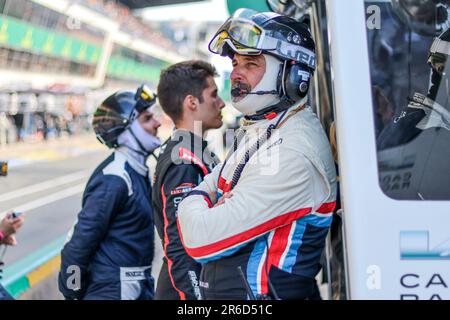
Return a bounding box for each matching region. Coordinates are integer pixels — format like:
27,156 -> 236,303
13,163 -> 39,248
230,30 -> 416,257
0,134 -> 105,168
0,133 -> 166,299
0,132 -> 330,300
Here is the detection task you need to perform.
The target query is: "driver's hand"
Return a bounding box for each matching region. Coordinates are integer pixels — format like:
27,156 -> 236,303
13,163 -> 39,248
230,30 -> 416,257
3,234 -> 17,246
0,211 -> 25,241
214,192 -> 233,207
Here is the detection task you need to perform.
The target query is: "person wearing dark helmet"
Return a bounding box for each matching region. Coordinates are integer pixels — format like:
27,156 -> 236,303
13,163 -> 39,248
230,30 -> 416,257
58,85 -> 161,300
176,9 -> 337,300
378,27 -> 450,149
376,27 -> 450,199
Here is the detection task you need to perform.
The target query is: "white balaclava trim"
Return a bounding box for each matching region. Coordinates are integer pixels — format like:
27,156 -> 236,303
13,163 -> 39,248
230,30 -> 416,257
117,108 -> 161,164
231,54 -> 282,116
128,119 -> 161,153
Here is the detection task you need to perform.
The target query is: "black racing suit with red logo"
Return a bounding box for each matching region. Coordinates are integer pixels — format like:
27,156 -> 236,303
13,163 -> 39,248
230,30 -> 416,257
152,130 -> 218,300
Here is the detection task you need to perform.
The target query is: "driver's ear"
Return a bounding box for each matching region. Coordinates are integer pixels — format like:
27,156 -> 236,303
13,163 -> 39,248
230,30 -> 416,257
183,94 -> 198,112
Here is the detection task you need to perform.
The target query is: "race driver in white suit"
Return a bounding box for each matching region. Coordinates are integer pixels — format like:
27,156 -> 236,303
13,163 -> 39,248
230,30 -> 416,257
177,9 -> 337,300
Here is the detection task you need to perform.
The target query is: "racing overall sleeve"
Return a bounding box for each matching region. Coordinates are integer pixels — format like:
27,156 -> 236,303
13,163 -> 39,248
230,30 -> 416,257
58,174 -> 128,300
177,146 -> 333,263
159,164 -> 205,300
184,163 -> 222,204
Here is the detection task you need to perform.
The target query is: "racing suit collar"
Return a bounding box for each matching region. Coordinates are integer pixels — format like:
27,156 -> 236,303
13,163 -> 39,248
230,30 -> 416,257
171,129 -> 210,156
172,129 -> 208,148
241,96 -> 308,130
116,147 -> 149,176
171,128 -> 219,168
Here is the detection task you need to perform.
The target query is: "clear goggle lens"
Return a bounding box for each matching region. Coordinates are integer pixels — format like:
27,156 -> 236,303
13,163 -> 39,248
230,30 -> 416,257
209,30 -> 262,56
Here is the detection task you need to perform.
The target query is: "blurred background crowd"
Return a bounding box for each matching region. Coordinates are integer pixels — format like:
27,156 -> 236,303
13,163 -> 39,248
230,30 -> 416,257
0,0 -> 236,148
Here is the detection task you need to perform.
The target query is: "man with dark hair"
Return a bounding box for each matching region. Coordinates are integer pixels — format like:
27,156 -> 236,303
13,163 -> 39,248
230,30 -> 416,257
152,60 -> 225,300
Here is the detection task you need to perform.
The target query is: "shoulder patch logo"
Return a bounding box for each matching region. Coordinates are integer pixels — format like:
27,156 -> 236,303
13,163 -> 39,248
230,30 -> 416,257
170,182 -> 196,195
178,147 -> 209,176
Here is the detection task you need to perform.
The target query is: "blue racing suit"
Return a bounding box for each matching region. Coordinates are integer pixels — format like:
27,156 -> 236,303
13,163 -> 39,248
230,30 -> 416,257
58,149 -> 155,300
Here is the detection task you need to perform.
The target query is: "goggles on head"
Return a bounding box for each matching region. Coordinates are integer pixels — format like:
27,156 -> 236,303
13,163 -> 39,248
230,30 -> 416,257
209,30 -> 262,57
208,8 -> 316,69
134,84 -> 157,114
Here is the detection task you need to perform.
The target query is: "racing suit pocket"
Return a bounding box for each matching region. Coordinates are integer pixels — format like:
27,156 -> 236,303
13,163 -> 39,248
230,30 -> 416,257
268,266 -> 316,300
120,266 -> 153,300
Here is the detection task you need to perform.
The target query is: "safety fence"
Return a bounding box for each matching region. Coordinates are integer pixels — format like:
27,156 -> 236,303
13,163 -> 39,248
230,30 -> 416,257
1,235 -> 66,298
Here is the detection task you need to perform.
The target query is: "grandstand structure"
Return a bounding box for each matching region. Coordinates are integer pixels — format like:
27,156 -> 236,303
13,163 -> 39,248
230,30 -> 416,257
0,0 -> 187,143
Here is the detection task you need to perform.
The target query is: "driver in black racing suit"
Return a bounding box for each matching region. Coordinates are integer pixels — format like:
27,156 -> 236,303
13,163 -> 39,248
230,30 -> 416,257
152,60 -> 225,300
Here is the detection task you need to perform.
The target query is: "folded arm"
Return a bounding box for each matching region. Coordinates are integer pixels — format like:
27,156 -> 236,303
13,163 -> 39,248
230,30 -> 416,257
177,149 -> 327,263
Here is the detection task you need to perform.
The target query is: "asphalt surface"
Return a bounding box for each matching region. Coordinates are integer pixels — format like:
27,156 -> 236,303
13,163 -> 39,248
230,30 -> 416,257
0,150 -> 108,265
0,136 -> 164,299
0,134 -> 330,300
